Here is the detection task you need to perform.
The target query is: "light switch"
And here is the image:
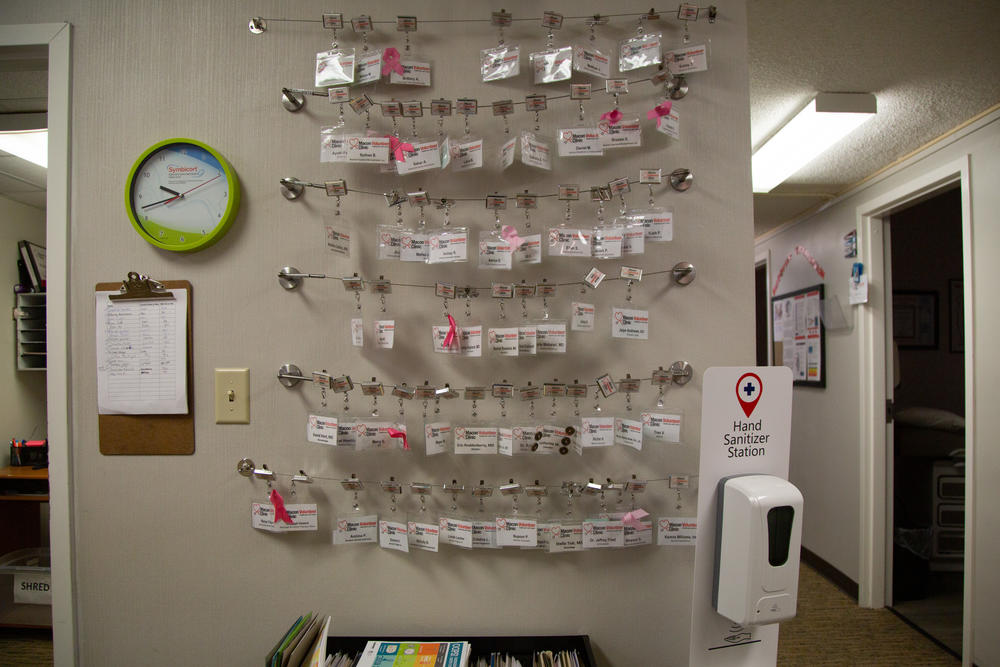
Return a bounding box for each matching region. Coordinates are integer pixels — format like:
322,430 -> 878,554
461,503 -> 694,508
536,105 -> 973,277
215,368 -> 250,424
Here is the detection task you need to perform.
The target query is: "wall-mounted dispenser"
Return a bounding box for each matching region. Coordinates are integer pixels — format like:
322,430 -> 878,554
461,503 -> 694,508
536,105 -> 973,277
712,474 -> 803,625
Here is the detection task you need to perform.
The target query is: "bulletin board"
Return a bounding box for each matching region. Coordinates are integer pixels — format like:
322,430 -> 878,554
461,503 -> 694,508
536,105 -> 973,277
772,284 -> 825,387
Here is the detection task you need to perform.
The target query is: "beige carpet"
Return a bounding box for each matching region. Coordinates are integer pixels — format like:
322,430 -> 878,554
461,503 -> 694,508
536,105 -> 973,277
778,564 -> 960,665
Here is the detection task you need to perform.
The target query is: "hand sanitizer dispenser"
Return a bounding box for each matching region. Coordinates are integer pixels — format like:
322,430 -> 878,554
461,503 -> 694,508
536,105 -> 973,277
712,474 -> 803,625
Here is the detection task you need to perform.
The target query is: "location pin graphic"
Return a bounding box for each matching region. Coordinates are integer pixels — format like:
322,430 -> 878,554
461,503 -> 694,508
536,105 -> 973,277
735,372 -> 763,418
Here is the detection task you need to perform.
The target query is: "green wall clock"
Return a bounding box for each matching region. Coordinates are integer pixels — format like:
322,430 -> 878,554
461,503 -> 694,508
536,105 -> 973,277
125,138 -> 240,252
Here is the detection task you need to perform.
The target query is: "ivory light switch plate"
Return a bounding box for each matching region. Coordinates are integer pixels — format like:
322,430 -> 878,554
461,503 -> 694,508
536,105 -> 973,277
215,368 -> 250,424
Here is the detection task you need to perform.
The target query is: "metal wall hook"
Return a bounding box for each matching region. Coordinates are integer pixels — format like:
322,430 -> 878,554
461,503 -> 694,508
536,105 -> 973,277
671,261 -> 697,286
669,360 -> 694,386
281,88 -> 305,112
237,458 -> 255,477
277,363 -> 305,388
248,17 -> 267,34
669,168 -> 694,192
280,177 -> 305,200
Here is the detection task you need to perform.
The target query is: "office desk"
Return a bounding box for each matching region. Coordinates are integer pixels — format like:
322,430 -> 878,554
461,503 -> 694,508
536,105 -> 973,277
0,466 -> 50,627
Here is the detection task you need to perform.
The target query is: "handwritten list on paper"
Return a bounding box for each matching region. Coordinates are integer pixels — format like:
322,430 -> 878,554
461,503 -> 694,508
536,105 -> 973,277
96,290 -> 188,415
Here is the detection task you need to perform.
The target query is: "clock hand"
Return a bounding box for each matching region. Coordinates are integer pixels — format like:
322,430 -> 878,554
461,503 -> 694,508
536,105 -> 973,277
140,174 -> 222,209
159,185 -> 181,196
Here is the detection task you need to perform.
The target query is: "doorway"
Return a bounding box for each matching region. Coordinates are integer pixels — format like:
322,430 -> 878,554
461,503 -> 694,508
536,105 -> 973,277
884,187 -> 965,657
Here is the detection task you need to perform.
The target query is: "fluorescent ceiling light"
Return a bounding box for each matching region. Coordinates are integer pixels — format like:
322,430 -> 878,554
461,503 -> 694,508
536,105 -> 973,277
752,93 -> 876,193
0,129 -> 48,168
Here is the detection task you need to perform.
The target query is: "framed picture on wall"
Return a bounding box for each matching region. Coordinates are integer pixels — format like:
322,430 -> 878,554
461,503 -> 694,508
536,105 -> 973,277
949,279 -> 964,353
893,291 -> 938,349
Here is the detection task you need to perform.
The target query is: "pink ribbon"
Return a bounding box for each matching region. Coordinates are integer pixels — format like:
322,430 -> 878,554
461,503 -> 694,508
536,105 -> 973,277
387,427 -> 409,451
622,508 -> 649,528
600,108 -> 623,125
500,225 -> 525,250
269,488 -> 294,525
387,136 -> 415,163
646,101 -> 673,124
382,47 -> 404,76
443,313 -> 457,347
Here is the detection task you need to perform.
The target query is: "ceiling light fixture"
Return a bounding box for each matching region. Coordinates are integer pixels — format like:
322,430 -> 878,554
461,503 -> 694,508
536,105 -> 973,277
751,93 -> 876,193
0,129 -> 48,168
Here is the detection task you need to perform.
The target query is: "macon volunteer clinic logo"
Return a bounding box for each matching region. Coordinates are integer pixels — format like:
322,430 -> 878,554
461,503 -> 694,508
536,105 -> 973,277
735,372 -> 763,417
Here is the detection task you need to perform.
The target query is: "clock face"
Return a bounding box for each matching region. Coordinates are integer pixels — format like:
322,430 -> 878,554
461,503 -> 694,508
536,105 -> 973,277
126,139 -> 239,252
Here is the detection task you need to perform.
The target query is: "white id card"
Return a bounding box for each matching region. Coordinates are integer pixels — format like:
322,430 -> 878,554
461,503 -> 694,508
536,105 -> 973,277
571,302 -> 595,331
351,318 -> 364,347
665,43 -> 709,74
439,517 -> 473,549
614,417 -> 644,450
479,234 -> 514,270
514,234 -> 542,263
333,514 -> 378,544
548,227 -> 592,256
379,520 -> 409,552
337,422 -> 358,449
499,136 -> 516,170
399,231 -> 429,262
325,225 -> 351,256
573,45 -> 611,78
641,412 -> 682,443
520,133 -> 552,171
389,59 -> 432,86
355,49 -> 382,85
395,140 -> 441,174
536,322 -> 567,354
427,230 -> 468,263
582,519 -> 625,548
424,422 -> 452,456
658,517 -> 697,545
252,503 -> 318,532
549,523 -> 584,552
580,416 -> 614,447
488,327 -> 519,356
451,138 -> 484,171
346,135 -> 390,163
591,226 -> 624,259
496,516 -> 538,547
556,128 -> 604,156
454,426 -> 498,454
518,326 -> 537,355
531,46 -> 572,84
472,519 -> 500,549
611,307 -> 650,339
407,521 -> 440,552
656,109 -> 680,140
599,118 -> 642,148
374,320 -> 395,349
307,414 -> 338,445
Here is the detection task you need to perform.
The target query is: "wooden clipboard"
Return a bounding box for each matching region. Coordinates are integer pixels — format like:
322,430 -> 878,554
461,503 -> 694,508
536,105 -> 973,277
96,275 -> 194,455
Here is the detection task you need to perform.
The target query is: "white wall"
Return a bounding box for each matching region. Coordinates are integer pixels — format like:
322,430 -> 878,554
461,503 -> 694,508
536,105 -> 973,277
0,194 -> 47,468
756,111 -> 1000,665
5,1 -> 753,664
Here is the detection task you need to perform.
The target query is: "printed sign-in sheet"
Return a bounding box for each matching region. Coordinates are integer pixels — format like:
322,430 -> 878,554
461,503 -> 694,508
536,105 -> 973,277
96,289 -> 188,414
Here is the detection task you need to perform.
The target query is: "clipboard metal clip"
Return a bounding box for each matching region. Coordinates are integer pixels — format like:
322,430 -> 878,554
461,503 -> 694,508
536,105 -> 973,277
109,271 -> 174,301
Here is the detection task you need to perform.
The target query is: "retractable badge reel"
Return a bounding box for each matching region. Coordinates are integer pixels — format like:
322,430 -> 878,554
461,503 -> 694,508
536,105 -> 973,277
452,98 -> 483,172
480,194 -> 513,271
399,190 -> 430,263
530,12 -> 571,85
550,184 -> 591,258
591,185 -> 624,261
482,10 -> 519,82
377,191 -> 405,261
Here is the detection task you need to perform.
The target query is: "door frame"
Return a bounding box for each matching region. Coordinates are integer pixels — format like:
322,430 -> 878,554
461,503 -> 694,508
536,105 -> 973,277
0,22 -> 75,665
856,155 -> 974,661
754,249 -> 773,365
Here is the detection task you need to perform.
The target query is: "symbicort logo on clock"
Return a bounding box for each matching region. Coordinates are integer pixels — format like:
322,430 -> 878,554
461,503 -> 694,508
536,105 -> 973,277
736,372 -> 763,418
167,164 -> 204,177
